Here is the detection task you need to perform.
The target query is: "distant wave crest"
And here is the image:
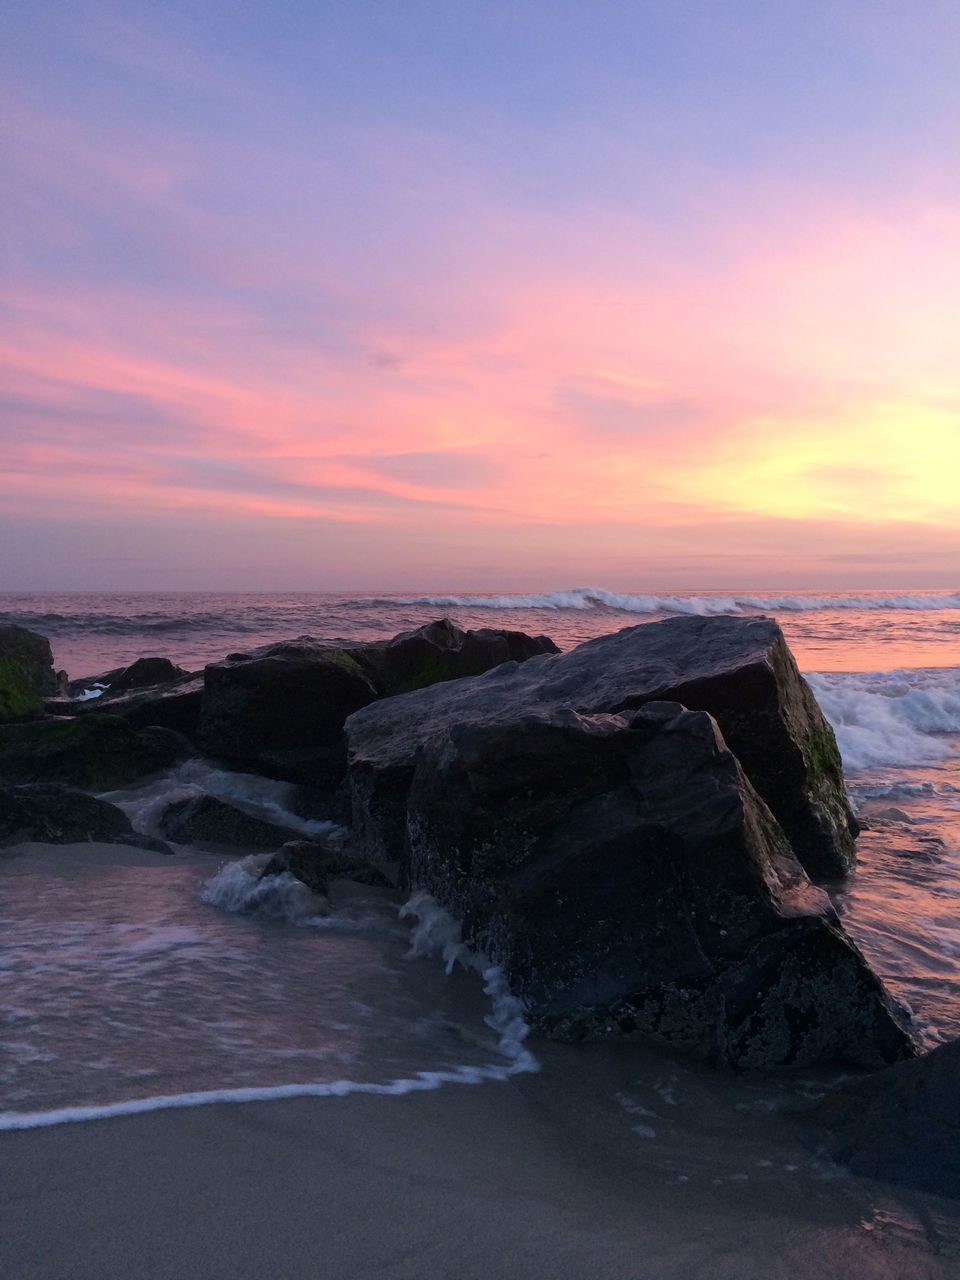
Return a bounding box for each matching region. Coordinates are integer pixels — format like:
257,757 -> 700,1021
363,587 -> 960,616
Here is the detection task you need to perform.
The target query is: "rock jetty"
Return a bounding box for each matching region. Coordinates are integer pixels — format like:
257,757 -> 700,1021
0,612 -> 924,1071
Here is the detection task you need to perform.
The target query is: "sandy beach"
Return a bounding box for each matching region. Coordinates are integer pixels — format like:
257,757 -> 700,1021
4,1052 -> 960,1280
3,839 -> 960,1279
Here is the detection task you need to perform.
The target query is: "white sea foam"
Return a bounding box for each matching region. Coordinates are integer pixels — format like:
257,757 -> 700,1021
204,872 -> 539,1062
372,587 -> 960,615
0,1067 -> 524,1131
200,854 -> 330,921
0,882 -> 538,1132
400,890 -> 539,1073
104,760 -> 348,845
74,682 -> 108,700
808,669 -> 960,772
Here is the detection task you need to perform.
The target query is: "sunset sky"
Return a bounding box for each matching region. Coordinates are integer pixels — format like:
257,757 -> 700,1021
3,0 -> 960,590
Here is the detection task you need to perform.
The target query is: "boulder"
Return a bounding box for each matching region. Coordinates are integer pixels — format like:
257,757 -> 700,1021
110,656 -> 189,692
197,639 -> 381,787
0,781 -> 134,846
373,618 -> 559,694
0,627 -> 57,723
0,715 -> 183,790
260,838 -> 393,893
196,621 -> 558,787
814,1037 -> 960,1198
347,615 -> 856,881
362,697 -> 913,1069
156,793 -> 300,849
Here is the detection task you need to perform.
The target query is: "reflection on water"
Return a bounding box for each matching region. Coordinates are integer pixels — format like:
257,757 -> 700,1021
835,757 -> 960,1044
0,851 -> 510,1115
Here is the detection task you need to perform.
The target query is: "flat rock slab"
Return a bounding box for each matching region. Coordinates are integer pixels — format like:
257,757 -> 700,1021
348,615 -> 856,881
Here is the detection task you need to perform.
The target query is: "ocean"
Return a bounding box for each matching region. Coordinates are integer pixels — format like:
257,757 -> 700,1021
2,587 -> 960,1255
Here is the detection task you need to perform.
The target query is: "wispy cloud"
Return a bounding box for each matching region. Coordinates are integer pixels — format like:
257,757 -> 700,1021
3,2 -> 960,585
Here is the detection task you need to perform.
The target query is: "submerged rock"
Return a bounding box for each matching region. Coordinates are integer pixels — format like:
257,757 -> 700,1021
197,620 -> 558,787
0,627 -> 57,724
814,1037 -> 960,1198
347,614 -> 856,882
0,715 -> 184,790
260,838 -> 393,893
156,792 -> 300,849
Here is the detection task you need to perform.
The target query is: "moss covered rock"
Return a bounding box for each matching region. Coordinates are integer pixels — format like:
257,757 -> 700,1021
0,627 -> 57,724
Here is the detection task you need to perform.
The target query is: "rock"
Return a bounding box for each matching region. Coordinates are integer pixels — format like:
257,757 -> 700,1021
347,615 -> 856,882
196,621 -> 558,788
0,782 -> 135,845
260,838 -> 394,893
197,639 -> 381,787
110,656 -> 189,692
0,627 -> 57,723
0,715 -> 182,790
814,1038 -> 960,1198
120,834 -> 176,854
375,618 -> 559,694
48,674 -> 205,739
371,698 -> 913,1069
156,793 -> 300,849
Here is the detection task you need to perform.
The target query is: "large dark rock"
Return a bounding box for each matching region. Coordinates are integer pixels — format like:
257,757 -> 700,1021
0,781 -> 134,846
814,1038 -> 960,1198
347,615 -> 856,882
196,621 -> 558,787
359,697 -> 913,1069
373,618 -> 559,694
197,639 -> 381,787
110,656 -> 189,692
0,627 -> 57,724
156,793 -> 300,849
0,715 -> 183,790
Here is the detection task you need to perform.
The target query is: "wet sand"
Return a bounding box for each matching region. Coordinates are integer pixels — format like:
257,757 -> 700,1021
3,841 -> 960,1278
4,1063 -> 959,1280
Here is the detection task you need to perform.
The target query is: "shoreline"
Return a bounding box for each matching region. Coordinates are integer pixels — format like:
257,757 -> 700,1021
4,1070 -> 958,1280
4,793 -> 960,1280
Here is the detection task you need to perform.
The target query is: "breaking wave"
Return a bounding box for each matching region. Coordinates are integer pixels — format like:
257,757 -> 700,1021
809,669 -> 960,772
369,588 -> 960,615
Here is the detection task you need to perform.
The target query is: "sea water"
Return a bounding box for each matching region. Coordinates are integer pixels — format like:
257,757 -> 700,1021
2,587 -> 960,1142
